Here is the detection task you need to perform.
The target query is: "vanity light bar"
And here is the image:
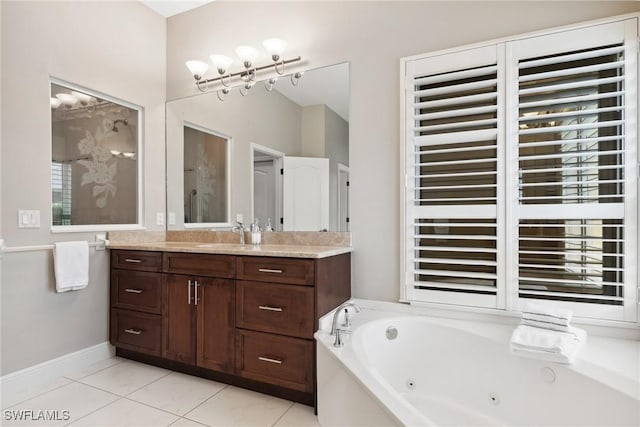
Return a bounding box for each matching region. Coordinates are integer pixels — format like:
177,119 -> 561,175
196,56 -> 302,88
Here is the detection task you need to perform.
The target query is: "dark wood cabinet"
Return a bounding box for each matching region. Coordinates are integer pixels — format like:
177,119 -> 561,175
110,248 -> 350,407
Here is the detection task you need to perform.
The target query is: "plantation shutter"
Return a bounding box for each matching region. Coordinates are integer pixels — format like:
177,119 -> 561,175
509,20 -> 638,320
404,46 -> 505,308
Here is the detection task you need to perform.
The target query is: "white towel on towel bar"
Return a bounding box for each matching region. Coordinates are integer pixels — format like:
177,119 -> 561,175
54,241 -> 89,292
510,324 -> 587,364
521,302 -> 573,332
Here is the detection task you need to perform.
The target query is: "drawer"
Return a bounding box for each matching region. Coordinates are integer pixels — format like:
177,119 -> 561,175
237,257 -> 314,286
111,269 -> 162,314
236,281 -> 314,338
110,309 -> 162,356
236,330 -> 313,393
163,252 -> 235,278
111,250 -> 162,272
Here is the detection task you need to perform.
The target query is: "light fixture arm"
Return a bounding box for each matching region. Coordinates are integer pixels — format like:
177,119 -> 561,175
197,56 -> 301,87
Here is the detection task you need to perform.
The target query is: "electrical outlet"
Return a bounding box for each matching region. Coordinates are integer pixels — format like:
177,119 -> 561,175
168,212 -> 176,225
236,213 -> 243,223
156,212 -> 164,226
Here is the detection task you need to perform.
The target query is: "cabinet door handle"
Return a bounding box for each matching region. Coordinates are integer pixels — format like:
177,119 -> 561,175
258,356 -> 282,364
258,268 -> 283,274
194,281 -> 199,306
124,258 -> 142,263
258,305 -> 283,312
124,328 -> 142,335
188,280 -> 192,305
124,288 -> 143,294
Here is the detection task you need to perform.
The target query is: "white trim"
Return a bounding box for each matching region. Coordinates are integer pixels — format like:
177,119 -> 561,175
250,142 -> 285,232
0,342 -> 114,400
51,224 -> 145,233
401,13 -> 639,64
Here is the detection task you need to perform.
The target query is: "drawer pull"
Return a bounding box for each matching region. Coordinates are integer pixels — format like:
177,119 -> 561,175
258,268 -> 283,274
258,305 -> 283,312
258,356 -> 282,364
124,258 -> 142,263
124,328 -> 143,335
124,288 -> 143,294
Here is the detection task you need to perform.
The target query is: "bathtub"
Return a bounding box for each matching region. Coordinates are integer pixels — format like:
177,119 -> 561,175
315,301 -> 640,426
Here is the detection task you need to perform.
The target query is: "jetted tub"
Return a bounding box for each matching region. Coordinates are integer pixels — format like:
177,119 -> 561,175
316,301 -> 640,426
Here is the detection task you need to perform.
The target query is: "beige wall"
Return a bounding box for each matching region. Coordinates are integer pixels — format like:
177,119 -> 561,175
0,1 -> 166,375
166,1 -> 640,301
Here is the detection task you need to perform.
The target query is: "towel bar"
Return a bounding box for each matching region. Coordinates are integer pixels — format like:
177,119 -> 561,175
0,236 -> 109,259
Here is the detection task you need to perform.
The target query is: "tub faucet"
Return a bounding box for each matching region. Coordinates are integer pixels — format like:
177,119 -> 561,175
330,302 -> 361,336
231,221 -> 246,245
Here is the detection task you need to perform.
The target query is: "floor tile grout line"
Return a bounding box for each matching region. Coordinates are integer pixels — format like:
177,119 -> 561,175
270,402 -> 296,427
62,357 -> 125,381
121,370 -> 173,398
122,396 -> 190,420
62,396 -> 125,427
181,383 -> 229,419
1,379 -> 74,411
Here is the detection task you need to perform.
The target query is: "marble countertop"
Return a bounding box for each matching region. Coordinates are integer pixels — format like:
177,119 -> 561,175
107,241 -> 352,259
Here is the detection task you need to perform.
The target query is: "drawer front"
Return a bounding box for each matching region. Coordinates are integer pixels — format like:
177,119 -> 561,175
237,257 -> 314,286
111,309 -> 162,356
111,270 -> 162,314
236,281 -> 314,338
236,330 -> 313,393
163,252 -> 235,278
111,250 -> 162,272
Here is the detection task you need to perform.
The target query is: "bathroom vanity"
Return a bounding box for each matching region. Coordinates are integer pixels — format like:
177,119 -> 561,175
108,237 -> 351,406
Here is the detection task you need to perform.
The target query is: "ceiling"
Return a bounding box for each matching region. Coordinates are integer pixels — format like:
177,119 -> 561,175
140,0 -> 215,17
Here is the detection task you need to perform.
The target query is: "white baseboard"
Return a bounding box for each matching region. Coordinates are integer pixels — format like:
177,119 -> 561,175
0,342 -> 114,398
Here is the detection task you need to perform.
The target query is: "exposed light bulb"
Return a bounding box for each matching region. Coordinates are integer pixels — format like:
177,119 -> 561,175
71,91 -> 92,104
50,97 -> 62,109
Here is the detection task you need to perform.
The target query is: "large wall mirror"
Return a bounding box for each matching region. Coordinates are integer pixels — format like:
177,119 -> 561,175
166,62 -> 350,231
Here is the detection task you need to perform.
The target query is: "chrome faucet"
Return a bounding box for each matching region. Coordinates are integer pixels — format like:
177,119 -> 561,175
330,302 -> 361,347
231,221 -> 246,245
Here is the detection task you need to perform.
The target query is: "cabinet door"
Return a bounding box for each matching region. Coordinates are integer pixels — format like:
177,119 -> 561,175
196,278 -> 235,373
163,274 -> 195,364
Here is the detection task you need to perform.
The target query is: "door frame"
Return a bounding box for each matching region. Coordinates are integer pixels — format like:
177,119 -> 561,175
250,143 -> 284,231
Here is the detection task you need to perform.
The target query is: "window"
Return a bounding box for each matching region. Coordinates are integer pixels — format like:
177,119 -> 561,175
50,80 -> 142,230
402,18 -> 638,322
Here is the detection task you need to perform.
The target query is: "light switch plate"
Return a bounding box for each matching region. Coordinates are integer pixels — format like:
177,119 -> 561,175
18,210 -> 40,228
156,212 -> 164,226
236,213 -> 243,223
168,212 -> 176,225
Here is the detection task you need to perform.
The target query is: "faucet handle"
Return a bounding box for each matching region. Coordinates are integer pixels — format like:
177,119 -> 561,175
341,308 -> 351,328
333,328 -> 352,348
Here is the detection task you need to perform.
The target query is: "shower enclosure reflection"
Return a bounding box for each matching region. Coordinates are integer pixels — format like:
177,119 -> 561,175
183,125 -> 230,225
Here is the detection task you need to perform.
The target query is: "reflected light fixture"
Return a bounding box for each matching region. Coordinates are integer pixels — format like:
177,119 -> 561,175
185,38 -> 302,100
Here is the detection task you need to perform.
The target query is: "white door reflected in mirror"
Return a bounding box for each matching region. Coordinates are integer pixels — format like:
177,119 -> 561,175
283,157 -> 329,231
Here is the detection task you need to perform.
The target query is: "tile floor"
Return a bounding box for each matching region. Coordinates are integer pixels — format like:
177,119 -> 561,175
1,357 -> 319,427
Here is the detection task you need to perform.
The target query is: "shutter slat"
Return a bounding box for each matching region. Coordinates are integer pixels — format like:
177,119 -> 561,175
519,120 -> 624,135
519,179 -> 624,188
416,258 -> 498,266
415,269 -> 497,280
414,65 -> 498,85
414,129 -> 496,147
418,144 -> 497,155
519,60 -> 624,83
415,281 -> 497,293
418,184 -> 497,191
415,118 -> 498,134
415,245 -> 498,254
414,105 -> 497,121
519,149 -> 624,162
518,76 -> 625,96
518,135 -> 621,150
519,290 -> 623,303
414,92 -> 497,110
414,79 -> 497,98
519,91 -> 624,109
519,45 -> 624,69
